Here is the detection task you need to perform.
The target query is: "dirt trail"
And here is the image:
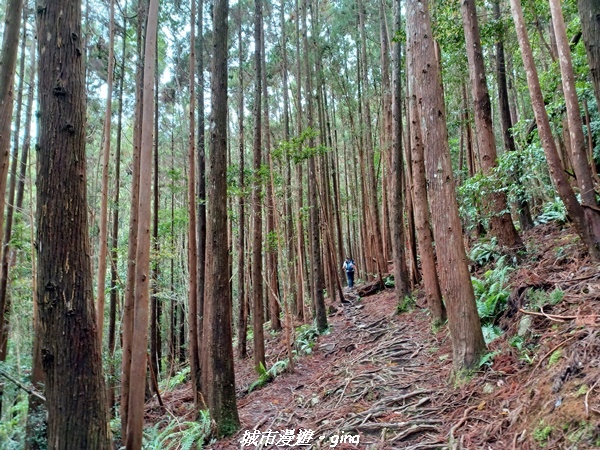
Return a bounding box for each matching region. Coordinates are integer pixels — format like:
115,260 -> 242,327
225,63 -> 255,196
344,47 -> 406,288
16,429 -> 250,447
205,289 -> 456,449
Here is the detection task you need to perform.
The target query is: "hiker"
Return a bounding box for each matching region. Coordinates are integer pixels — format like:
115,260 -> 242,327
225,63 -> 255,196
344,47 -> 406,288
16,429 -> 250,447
343,257 -> 355,288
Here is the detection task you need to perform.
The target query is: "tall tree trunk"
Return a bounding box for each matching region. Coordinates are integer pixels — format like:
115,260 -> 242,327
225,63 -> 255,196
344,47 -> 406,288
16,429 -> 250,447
120,0 -> 147,436
406,69 -> 446,326
407,0 -> 485,372
236,7 -> 248,360
150,39 -> 161,382
380,0 -> 393,265
0,0 -> 24,258
252,0 -> 266,369
96,0 -> 116,344
201,0 -> 240,435
577,0 -> 600,115
108,9 -> 126,411
493,0 -> 534,231
23,35 -> 45,450
0,5 -> 27,389
549,0 -> 600,240
36,0 -> 112,443
460,0 -> 522,249
0,0 -> 25,371
261,15 -> 281,332
281,0 -> 297,317
196,0 -> 207,393
187,0 -> 202,407
510,0 -> 600,259
391,0 -> 409,301
125,0 -> 158,445
303,0 -> 327,332
358,0 -> 385,276
294,0 -> 307,321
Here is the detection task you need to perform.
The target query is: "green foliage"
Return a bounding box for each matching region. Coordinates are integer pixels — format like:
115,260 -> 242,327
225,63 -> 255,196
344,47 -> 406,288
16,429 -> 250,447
509,335 -> 536,365
533,421 -> 553,447
143,411 -> 211,450
469,238 -> 501,267
535,198 -> 567,225
396,295 -> 416,314
0,394 -> 28,449
472,256 -> 513,324
294,324 -> 320,356
161,366 -> 191,392
248,360 -> 289,393
527,288 -> 565,310
478,350 -> 500,368
548,349 -> 562,367
384,274 -> 395,288
481,325 -> 503,345
273,127 -> 330,164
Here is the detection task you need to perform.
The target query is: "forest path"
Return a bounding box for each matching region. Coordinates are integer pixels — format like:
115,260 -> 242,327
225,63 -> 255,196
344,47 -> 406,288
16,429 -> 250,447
209,288 -> 455,449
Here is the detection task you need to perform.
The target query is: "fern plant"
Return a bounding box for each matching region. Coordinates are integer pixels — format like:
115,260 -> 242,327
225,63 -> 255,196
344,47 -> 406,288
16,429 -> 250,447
143,410 -> 211,450
248,360 -> 289,393
472,256 -> 512,327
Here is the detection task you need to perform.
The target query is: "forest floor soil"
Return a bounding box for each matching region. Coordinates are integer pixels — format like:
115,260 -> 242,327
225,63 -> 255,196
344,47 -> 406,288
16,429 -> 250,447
148,222 -> 600,449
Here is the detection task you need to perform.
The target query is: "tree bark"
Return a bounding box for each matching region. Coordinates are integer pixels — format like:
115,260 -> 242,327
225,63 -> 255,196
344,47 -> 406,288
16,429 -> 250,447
252,0 -> 266,369
0,0 -> 24,260
407,0 -> 485,372
120,0 -> 147,436
406,65 -> 446,326
36,0 -> 112,444
196,0 -> 207,393
549,0 -> 600,241
303,0 -> 327,332
201,0 -> 240,435
391,0 -> 409,301
125,0 -> 158,445
460,0 -> 522,249
236,7 -> 247,360
187,0 -> 201,407
510,0 -> 600,259
493,0 -> 534,231
577,0 -> 600,115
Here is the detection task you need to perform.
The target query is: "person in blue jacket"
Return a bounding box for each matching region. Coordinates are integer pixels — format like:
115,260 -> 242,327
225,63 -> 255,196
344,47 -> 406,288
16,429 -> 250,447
342,257 -> 356,288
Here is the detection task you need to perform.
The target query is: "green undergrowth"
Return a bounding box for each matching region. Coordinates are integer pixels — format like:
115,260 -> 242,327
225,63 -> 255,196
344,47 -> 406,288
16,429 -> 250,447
142,410 -> 212,450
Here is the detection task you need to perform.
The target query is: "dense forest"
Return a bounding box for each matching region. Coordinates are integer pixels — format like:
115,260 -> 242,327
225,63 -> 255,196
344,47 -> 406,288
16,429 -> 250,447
0,0 -> 599,447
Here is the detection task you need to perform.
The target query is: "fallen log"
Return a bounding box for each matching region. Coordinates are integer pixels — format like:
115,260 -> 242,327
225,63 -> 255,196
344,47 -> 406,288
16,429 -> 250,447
355,279 -> 385,298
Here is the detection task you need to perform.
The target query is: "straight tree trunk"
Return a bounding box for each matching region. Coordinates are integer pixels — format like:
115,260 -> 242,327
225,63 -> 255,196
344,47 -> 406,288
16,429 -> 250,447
303,0 -> 327,332
252,0 -> 266,369
261,16 -> 281,332
0,5 -> 28,384
407,0 -> 485,372
391,0 -> 409,301
108,14 -> 126,410
201,0 -> 240,435
36,0 -> 112,444
0,0 -> 24,258
23,35 -> 45,450
150,41 -> 161,381
125,0 -> 158,446
196,0 -> 207,393
549,0 -> 600,241
510,0 -> 600,259
236,7 -> 248,360
187,0 -> 202,407
460,0 -> 522,249
95,0 -> 116,345
493,0 -> 533,231
577,0 -> 600,115
120,0 -> 147,436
